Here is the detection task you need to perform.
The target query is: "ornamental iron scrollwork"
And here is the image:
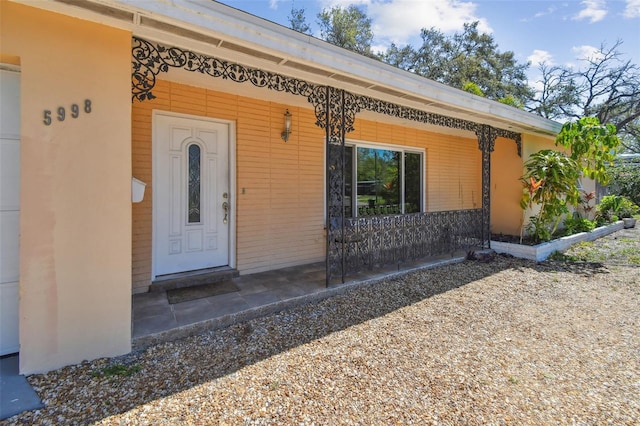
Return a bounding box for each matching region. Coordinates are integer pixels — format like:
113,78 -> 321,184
132,37 -> 318,103
329,210 -> 483,282
325,88 -> 349,282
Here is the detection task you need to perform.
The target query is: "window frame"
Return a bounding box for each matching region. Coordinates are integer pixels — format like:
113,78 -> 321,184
344,139 -> 425,218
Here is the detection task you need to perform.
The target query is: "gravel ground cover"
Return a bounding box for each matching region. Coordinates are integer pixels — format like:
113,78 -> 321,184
4,226 -> 639,425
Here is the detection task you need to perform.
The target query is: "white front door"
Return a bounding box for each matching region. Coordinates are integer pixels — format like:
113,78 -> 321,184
0,68 -> 20,355
153,113 -> 230,277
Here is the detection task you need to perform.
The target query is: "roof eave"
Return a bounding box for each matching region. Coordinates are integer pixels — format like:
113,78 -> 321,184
30,0 -> 562,136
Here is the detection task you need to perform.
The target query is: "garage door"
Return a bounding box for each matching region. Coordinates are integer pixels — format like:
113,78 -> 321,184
0,68 -> 20,356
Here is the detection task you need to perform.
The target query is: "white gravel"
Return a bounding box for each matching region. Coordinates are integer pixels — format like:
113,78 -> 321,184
4,228 -> 639,425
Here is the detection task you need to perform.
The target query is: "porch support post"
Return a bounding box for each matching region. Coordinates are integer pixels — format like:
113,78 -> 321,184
325,87 -> 348,286
476,125 -> 497,249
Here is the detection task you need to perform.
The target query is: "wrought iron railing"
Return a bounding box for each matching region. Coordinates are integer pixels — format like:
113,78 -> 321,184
329,209 -> 483,281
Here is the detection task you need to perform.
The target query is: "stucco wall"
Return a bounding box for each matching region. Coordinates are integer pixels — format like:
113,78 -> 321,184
490,137 -> 525,236
1,3 -> 132,374
132,80 -> 482,291
522,133 -> 558,160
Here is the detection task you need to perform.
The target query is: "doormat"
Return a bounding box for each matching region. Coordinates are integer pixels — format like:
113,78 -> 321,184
167,280 -> 239,304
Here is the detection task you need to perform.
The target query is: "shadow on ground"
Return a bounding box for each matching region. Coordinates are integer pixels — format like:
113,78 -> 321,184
7,230 -> 637,424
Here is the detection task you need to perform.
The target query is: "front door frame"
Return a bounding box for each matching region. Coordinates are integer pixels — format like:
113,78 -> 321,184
151,110 -> 236,280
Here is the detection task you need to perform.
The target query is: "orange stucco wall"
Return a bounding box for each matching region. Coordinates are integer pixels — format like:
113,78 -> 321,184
491,137 -> 525,236
132,80 -> 482,291
1,3 -> 132,373
522,133 -> 558,160
491,132 -> 563,236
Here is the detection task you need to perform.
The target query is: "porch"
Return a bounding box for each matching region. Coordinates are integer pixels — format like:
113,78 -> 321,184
132,250 -> 473,350
132,37 -> 523,290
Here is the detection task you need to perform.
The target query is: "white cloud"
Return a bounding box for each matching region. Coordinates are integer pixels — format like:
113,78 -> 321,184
318,0 -> 491,46
369,0 -> 491,45
623,0 -> 640,18
520,3 -> 571,22
528,77 -> 545,94
572,0 -> 607,23
572,44 -> 604,61
528,49 -> 555,66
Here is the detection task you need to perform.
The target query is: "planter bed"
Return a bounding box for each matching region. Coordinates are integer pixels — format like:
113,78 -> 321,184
490,221 -> 624,262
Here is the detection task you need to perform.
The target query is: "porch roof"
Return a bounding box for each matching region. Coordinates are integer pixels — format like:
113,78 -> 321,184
35,0 -> 561,137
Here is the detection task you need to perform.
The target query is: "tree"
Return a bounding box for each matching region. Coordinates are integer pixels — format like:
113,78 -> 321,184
462,82 -> 484,97
498,95 -> 524,109
288,5 -> 311,35
555,117 -> 620,183
528,41 -> 640,153
381,22 -> 533,105
317,5 -> 374,57
528,63 -> 580,119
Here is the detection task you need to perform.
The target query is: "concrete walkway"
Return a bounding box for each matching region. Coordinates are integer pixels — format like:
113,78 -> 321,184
0,355 -> 42,420
132,253 -> 470,350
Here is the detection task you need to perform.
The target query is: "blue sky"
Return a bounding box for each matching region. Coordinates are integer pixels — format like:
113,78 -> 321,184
217,0 -> 640,89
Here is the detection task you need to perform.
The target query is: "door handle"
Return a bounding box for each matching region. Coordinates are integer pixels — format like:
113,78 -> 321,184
222,201 -> 229,224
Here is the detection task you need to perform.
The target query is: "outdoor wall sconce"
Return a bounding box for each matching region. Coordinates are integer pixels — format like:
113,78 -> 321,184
281,109 -> 292,142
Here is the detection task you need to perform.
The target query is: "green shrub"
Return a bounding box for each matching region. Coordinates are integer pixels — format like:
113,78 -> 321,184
597,195 -> 639,220
608,158 -> 640,206
525,216 -> 553,243
563,217 -> 596,235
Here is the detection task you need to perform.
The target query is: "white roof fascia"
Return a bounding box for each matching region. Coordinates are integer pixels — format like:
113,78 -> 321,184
25,0 -> 561,136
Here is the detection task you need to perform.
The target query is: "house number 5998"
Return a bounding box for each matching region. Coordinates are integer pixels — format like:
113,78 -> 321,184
43,99 -> 92,125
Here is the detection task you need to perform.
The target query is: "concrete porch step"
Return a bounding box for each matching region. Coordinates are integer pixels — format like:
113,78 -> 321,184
151,267 -> 240,292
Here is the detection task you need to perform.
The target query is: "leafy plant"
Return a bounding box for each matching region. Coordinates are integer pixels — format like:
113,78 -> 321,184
577,190 -> 596,219
563,217 -> 596,235
520,117 -> 622,243
597,195 -> 639,220
462,81 -> 484,96
521,150 -> 581,242
608,158 -> 640,205
525,216 -> 552,243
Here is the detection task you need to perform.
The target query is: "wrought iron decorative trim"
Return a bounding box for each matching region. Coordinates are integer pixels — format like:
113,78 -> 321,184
131,37 -> 522,150
328,209 -> 484,283
132,37 -> 319,103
